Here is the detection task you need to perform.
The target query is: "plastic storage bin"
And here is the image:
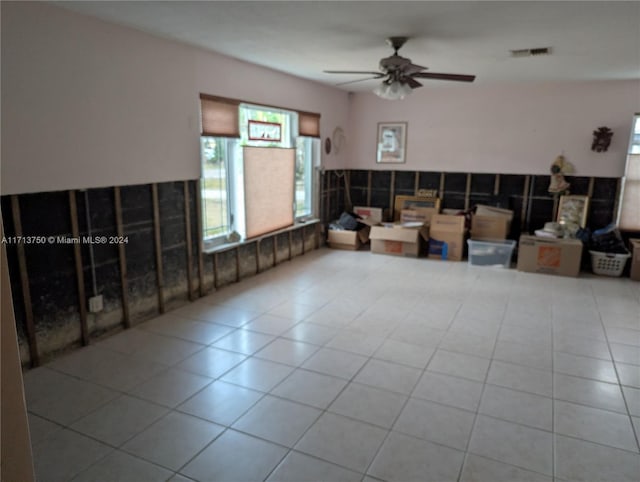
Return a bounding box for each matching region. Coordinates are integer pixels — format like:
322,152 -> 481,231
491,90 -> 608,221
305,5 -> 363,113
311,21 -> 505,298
589,250 -> 630,277
467,239 -> 516,268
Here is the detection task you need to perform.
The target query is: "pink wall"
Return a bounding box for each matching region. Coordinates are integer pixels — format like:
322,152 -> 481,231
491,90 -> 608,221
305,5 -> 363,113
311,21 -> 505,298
347,80 -> 640,177
2,2 -> 638,196
1,2 -> 349,195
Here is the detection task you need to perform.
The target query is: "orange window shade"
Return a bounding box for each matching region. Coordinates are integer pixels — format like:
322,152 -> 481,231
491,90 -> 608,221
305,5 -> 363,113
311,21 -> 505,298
299,111 -> 320,137
200,95 -> 240,137
244,147 -> 295,238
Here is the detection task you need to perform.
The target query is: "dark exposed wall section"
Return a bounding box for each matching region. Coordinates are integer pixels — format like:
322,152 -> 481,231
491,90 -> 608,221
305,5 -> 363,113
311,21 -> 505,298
2,180 -> 320,367
324,169 -> 619,235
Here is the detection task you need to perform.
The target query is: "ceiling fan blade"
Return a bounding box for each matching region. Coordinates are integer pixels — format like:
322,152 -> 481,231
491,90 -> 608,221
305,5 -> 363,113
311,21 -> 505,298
404,63 -> 428,74
412,72 -> 476,82
324,70 -> 384,75
404,77 -> 423,89
335,76 -> 385,86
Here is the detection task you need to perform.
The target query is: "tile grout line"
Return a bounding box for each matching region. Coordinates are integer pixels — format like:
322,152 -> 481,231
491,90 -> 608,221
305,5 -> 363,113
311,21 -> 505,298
455,277 -> 513,482
258,293 -> 400,481
190,261 -> 390,481
551,288 -> 557,480
589,283 -> 640,454
359,268 -> 455,481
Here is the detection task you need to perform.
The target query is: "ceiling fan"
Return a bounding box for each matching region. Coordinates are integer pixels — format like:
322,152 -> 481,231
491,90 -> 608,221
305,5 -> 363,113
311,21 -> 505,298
324,37 -> 476,99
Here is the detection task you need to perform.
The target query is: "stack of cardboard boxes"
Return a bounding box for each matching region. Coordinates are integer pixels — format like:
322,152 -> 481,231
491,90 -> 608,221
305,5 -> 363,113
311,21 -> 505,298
326,201 -> 637,281
428,215 -> 467,261
369,206 -> 434,257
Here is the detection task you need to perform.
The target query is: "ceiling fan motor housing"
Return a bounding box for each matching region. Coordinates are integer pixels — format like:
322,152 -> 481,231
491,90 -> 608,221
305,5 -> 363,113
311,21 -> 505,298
379,55 -> 412,72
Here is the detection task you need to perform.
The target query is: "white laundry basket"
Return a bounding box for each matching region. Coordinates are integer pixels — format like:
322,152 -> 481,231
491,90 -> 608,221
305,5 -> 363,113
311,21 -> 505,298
589,251 -> 630,277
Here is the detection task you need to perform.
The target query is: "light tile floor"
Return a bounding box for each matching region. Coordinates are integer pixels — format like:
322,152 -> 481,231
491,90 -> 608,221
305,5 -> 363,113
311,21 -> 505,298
23,249 -> 640,481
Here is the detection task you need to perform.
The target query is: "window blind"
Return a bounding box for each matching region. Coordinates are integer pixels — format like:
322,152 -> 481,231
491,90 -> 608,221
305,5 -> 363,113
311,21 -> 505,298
200,94 -> 240,137
243,147 -> 295,238
299,111 -> 320,138
619,153 -> 640,230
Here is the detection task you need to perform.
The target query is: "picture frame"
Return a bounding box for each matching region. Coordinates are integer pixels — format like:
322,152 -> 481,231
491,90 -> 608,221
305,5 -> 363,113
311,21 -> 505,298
376,122 -> 407,163
557,195 -> 589,228
248,120 -> 282,142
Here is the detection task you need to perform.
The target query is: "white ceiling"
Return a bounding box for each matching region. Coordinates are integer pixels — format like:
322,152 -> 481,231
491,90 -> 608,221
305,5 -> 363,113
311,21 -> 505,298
57,1 -> 640,90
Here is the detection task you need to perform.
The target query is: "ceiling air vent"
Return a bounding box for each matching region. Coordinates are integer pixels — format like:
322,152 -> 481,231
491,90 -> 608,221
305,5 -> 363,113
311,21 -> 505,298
510,47 -> 552,58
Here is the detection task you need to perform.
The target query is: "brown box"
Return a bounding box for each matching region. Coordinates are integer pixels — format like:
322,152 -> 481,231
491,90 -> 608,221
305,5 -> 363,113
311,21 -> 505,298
353,206 -> 384,224
327,227 -> 371,251
516,235 -> 583,277
400,208 -> 439,224
471,205 -> 514,241
428,215 -> 467,261
475,205 -> 515,220
393,196 -> 441,221
327,206 -> 382,250
629,239 -> 640,281
471,215 -> 511,240
370,224 -> 429,257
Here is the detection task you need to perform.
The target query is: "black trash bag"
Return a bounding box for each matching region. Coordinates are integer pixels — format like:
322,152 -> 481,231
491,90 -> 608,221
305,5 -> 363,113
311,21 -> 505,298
575,227 -> 591,244
337,212 -> 363,231
589,224 -> 628,254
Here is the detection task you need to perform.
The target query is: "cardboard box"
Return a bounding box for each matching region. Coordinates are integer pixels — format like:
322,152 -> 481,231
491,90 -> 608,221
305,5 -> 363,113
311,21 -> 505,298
629,238 -> 640,281
353,206 -> 383,224
475,205 -> 515,221
516,235 -> 583,277
428,215 -> 467,261
370,223 -> 429,257
393,196 -> 441,221
327,207 -> 381,250
471,205 -> 514,241
327,227 -> 370,250
400,208 -> 439,224
471,215 -> 511,240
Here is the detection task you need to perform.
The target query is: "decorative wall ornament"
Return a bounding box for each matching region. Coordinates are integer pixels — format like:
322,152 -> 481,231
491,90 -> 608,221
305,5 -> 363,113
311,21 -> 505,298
548,155 -> 573,194
591,126 -> 613,152
332,127 -> 345,155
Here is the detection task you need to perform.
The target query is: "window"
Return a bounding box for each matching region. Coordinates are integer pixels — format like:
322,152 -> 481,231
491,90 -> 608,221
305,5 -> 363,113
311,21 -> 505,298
296,137 -> 320,218
618,114 -> 640,231
201,137 -> 231,240
199,97 -> 320,247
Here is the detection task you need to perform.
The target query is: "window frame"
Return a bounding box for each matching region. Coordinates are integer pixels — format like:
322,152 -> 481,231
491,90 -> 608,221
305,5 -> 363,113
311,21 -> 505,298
295,136 -> 320,220
617,113 -> 640,231
200,136 -> 233,245
199,96 -> 320,248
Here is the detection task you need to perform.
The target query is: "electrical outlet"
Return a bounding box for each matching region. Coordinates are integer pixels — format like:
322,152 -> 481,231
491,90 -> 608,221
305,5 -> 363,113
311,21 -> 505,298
88,295 -> 103,313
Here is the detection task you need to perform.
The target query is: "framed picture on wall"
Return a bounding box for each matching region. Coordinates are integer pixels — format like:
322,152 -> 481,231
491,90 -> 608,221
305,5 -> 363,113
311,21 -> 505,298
557,195 -> 589,228
376,122 -> 407,163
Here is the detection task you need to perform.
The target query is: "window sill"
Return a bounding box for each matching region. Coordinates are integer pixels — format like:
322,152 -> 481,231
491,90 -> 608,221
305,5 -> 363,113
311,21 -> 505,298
203,218 -> 320,254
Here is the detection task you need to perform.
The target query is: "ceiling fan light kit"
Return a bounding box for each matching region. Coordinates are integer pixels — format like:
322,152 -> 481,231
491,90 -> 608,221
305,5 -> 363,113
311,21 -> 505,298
374,80 -> 413,100
324,36 -> 476,100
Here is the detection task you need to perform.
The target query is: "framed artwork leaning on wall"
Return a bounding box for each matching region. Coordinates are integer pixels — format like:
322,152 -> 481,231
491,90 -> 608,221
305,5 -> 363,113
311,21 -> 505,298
557,194 -> 589,229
